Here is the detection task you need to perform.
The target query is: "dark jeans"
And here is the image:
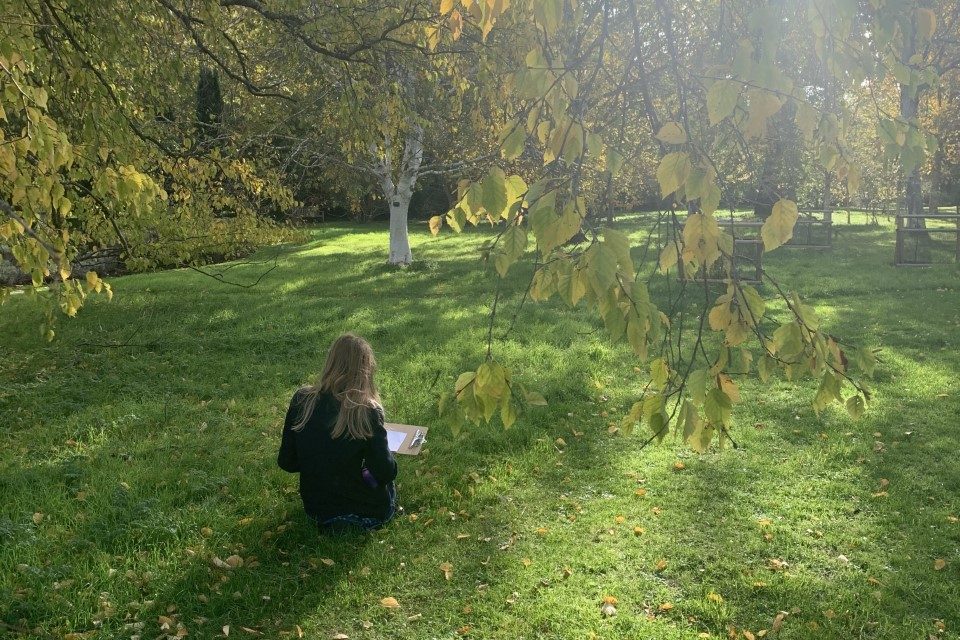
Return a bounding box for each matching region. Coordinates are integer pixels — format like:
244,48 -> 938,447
315,483 -> 397,531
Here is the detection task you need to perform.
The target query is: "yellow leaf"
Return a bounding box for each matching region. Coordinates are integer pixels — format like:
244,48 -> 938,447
655,558 -> 668,572
521,558 -> 532,567
449,9 -> 463,40
934,558 -> 947,571
200,526 -> 213,537
743,631 -> 756,640
380,596 -> 401,608
917,8 -> 937,40
615,515 -> 625,524
602,595 -> 618,605
760,199 -> 799,252
673,461 -> 686,471
658,602 -> 674,611
707,591 -> 723,603
32,512 -> 43,524
718,374 -> 741,403
634,526 -> 645,536
656,152 -> 691,199
440,0 -> 454,14
429,215 -> 443,236
439,561 -> 454,580
320,558 -> 335,566
635,488 -> 647,497
656,122 -> 688,145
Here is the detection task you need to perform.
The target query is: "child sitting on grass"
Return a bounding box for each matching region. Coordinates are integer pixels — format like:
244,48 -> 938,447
278,333 -> 397,531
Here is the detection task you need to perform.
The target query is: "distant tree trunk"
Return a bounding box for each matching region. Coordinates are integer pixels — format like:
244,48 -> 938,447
371,125 -> 423,266
929,146 -> 943,215
900,17 -> 926,230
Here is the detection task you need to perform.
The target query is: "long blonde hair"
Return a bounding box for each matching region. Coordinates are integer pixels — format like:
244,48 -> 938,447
292,333 -> 382,438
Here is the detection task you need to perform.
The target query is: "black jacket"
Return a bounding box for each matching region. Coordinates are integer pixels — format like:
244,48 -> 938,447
277,389 -> 397,521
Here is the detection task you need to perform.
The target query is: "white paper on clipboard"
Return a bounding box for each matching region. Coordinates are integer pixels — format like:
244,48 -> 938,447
386,429 -> 407,452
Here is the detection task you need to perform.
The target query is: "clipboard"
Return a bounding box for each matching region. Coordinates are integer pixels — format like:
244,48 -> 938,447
384,422 -> 428,456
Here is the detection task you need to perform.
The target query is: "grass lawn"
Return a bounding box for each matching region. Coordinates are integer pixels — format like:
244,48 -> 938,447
2,213 -> 959,639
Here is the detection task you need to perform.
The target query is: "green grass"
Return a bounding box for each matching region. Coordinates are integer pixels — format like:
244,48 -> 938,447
2,213 -> 959,639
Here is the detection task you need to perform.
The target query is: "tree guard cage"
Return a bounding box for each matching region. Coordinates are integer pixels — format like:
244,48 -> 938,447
789,209 -> 833,249
671,215 -> 764,284
894,214 -> 960,266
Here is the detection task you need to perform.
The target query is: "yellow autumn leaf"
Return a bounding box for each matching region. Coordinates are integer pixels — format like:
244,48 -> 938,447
673,460 -> 686,471
380,596 -> 401,608
656,122 -> 688,145
615,515 -> 626,524
707,591 -> 723,603
934,558 -> 947,571
429,215 -> 443,236
655,558 -> 668,572
658,602 -> 674,611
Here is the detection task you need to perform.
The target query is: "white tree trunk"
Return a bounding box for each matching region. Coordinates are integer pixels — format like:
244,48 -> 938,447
388,194 -> 413,265
372,125 -> 423,266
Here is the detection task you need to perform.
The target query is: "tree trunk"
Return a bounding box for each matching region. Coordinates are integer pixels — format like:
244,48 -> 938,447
372,125 -> 423,266
388,192 -> 413,265
900,17 -> 926,230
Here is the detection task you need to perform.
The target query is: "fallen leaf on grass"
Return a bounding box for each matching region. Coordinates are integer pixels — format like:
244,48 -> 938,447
439,562 -> 454,580
673,461 -> 686,471
456,533 -> 470,540
743,631 -> 756,640
320,558 -> 335,567
32,512 -> 43,525
521,558 -> 532,568
635,488 -> 647,497
633,527 -> 645,536
767,558 -> 788,571
562,567 -> 572,578
707,591 -> 723,604
555,437 -> 566,448
658,602 -> 674,612
947,515 -> 958,523
212,557 -> 231,570
879,478 -> 890,489
771,612 -> 788,632
225,555 -> 243,568
380,597 -> 400,609
655,559 -> 668,572
240,627 -> 262,635
934,558 -> 947,571
615,515 -> 625,524
201,527 -> 213,537
331,634 -> 349,640
222,625 -> 230,636
295,625 -> 304,638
